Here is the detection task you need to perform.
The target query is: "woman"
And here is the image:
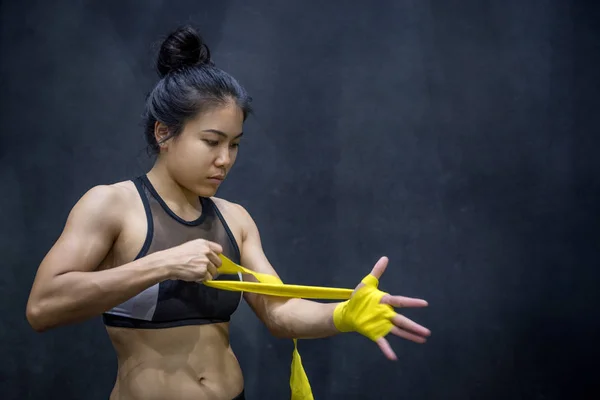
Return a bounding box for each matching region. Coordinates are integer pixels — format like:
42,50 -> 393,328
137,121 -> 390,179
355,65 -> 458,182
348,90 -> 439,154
25,25 -> 431,400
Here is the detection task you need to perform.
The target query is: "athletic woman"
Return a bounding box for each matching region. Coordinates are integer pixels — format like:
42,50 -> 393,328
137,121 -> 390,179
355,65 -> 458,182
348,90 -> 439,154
26,25 -> 431,400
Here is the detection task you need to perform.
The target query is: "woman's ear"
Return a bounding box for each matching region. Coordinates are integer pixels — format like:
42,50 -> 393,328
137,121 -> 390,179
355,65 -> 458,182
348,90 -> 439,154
154,121 -> 171,150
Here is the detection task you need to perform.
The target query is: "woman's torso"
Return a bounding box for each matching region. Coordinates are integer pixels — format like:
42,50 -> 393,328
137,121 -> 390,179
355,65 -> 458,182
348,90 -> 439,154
97,176 -> 246,400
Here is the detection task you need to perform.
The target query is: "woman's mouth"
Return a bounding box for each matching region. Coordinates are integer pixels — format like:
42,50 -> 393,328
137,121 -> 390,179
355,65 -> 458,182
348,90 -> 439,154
207,176 -> 224,184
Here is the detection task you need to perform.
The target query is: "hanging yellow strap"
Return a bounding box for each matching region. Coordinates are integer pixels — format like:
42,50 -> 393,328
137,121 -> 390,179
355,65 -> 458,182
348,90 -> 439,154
204,254 -> 396,400
290,338 -> 313,400
203,255 -> 353,400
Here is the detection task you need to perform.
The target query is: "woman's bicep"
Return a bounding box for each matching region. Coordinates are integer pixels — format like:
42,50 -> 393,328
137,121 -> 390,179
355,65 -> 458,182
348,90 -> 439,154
235,204 -> 289,327
237,204 -> 282,281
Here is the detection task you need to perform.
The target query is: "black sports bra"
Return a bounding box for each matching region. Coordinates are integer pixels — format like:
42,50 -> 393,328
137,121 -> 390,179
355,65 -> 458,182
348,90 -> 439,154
102,175 -> 242,329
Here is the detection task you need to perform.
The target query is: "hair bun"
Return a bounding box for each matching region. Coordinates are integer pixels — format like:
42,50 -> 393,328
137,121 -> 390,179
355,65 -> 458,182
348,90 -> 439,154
156,25 -> 213,77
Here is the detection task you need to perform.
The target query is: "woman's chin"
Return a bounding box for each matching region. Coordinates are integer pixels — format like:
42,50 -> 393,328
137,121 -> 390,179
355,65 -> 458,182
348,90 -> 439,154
195,183 -> 220,198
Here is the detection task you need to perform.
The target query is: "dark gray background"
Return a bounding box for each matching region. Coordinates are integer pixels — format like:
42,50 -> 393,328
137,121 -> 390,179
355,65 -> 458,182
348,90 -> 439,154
1,0 -> 599,399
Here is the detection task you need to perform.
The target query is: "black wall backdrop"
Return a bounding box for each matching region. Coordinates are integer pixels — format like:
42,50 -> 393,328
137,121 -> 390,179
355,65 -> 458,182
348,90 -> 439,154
1,1 -> 599,399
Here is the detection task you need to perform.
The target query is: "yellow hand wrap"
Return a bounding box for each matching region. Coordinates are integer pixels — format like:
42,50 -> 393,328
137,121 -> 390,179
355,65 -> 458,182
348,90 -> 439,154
332,274 -> 396,341
204,255 -> 389,400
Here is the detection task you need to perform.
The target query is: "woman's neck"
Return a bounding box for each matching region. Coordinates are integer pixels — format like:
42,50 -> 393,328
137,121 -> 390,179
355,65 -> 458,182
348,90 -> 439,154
145,160 -> 202,217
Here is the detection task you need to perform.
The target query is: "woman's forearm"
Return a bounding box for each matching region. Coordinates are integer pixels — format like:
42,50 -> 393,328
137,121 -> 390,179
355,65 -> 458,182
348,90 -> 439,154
269,299 -> 341,339
26,252 -> 170,332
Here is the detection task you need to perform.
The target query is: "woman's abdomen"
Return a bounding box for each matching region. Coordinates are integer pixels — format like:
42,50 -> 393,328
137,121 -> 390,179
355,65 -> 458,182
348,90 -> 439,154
106,323 -> 244,400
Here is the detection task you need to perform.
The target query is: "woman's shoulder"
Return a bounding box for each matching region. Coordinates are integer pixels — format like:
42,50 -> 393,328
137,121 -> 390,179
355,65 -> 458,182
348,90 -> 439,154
210,196 -> 247,220
209,197 -> 256,235
69,179 -> 140,221
79,179 -> 138,206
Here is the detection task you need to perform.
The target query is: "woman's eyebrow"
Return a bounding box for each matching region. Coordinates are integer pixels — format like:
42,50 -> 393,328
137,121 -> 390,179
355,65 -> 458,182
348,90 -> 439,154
202,129 -> 244,139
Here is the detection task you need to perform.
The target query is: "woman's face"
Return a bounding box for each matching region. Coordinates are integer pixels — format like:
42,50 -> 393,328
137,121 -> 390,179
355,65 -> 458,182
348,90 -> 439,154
158,101 -> 245,197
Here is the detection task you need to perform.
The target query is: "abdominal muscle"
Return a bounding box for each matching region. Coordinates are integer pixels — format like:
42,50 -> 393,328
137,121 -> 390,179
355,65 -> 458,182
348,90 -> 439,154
106,323 -> 244,400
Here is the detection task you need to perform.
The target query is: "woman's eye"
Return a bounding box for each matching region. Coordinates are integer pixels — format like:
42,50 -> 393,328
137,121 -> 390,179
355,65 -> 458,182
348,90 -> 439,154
230,142 -> 240,149
204,139 -> 219,146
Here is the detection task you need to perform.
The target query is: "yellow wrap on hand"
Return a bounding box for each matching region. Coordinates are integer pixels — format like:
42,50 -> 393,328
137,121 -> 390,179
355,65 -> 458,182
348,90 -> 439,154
204,255 -> 387,400
332,274 -> 396,341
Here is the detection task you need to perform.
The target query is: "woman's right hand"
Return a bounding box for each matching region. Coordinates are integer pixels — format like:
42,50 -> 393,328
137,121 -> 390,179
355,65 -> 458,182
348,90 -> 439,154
161,239 -> 224,282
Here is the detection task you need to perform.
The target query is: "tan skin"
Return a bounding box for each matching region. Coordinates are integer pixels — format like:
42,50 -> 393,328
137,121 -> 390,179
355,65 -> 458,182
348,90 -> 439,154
25,100 -> 431,400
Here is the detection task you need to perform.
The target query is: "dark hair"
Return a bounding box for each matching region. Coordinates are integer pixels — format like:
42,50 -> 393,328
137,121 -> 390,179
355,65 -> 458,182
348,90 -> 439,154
143,25 -> 252,153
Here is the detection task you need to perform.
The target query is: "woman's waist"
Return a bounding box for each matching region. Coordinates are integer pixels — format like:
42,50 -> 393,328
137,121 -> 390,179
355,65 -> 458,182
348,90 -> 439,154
114,356 -> 244,398
107,323 -> 244,399
111,362 -> 244,400
107,322 -> 237,371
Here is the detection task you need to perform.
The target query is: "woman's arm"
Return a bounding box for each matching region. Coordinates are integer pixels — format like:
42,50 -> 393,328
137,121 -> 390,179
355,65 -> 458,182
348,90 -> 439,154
228,203 -> 342,339
233,202 -> 431,359
26,185 -> 171,332
232,204 -> 339,338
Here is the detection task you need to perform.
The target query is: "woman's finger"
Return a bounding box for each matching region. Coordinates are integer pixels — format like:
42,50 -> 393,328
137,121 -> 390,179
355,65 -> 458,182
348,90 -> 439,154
207,262 -> 219,279
375,337 -> 398,361
388,326 -> 428,344
381,294 -> 428,308
206,251 -> 222,268
391,314 -> 431,338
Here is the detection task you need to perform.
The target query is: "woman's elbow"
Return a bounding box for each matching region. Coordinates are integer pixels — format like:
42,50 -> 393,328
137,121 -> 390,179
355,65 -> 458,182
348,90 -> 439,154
26,299 -> 52,332
266,316 -> 293,339
268,325 -> 288,339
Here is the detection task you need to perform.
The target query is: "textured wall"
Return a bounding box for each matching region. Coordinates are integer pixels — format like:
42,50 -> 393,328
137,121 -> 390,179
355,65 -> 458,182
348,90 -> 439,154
1,0 -> 599,399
